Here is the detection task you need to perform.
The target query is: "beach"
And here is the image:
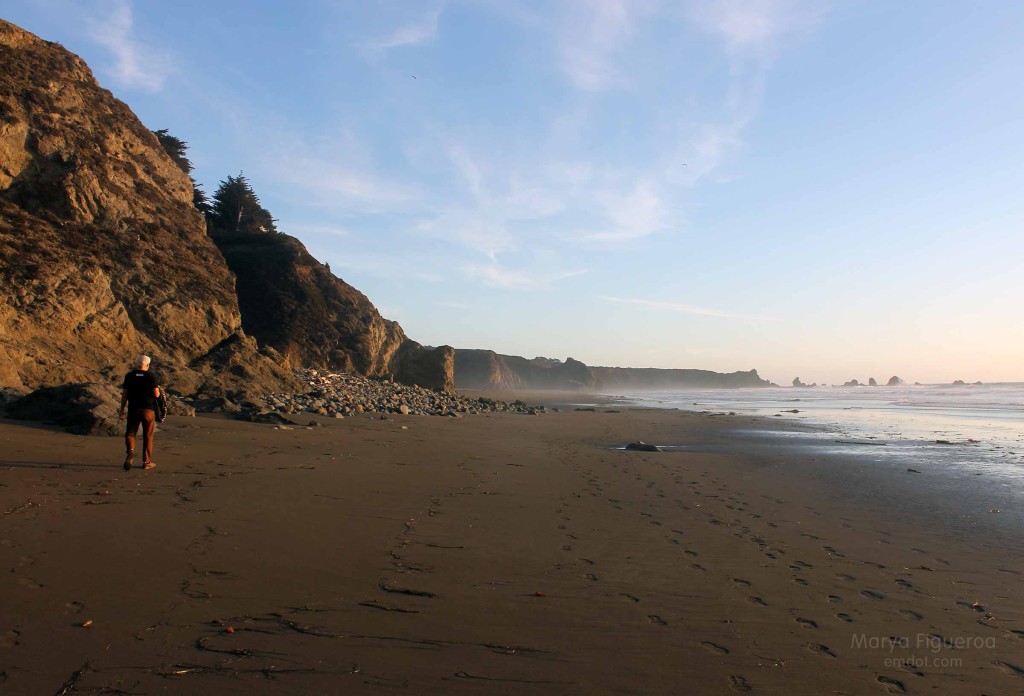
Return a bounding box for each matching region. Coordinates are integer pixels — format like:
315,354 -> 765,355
2,402 -> 1023,695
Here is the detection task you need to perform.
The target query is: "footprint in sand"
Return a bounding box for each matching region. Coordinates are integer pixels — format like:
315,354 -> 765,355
806,642 -> 837,658
0,630 -> 20,648
796,617 -> 818,629
747,596 -> 768,606
861,590 -> 885,601
585,573 -> 598,582
898,609 -> 923,621
827,595 -> 842,603
16,578 -> 43,590
691,563 -> 707,572
823,546 -> 846,558
894,579 -> 913,590
647,615 -> 668,625
837,573 -> 856,582
794,578 -> 809,586
993,661 -> 1024,678
836,613 -> 854,623
700,641 -> 730,655
876,675 -> 907,693
732,578 -> 752,587
728,675 -> 752,692
64,601 -> 84,614
620,593 -> 640,603
864,561 -> 887,569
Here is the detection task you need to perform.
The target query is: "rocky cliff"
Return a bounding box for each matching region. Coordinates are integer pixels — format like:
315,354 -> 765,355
0,19 -> 297,397
211,230 -> 454,391
590,367 -> 773,390
454,349 -> 771,391
454,350 -> 595,391
0,20 -> 453,401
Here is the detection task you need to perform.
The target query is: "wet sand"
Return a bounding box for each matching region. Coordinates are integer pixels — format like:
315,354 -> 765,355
1,403 -> 1023,694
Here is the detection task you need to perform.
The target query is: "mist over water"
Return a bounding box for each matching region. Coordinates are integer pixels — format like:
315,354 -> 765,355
606,383 -> 1024,486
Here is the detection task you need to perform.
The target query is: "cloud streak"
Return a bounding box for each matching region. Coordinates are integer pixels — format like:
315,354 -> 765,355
558,0 -> 655,91
86,0 -> 170,92
468,264 -> 588,290
360,7 -> 443,57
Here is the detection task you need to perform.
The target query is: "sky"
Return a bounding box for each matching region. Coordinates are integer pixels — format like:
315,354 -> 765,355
4,0 -> 1023,385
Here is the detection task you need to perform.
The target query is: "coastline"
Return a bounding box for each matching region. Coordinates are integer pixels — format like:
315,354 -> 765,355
1,400 -> 1022,694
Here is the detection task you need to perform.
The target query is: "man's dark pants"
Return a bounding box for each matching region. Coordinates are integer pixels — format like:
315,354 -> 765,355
125,409 -> 156,463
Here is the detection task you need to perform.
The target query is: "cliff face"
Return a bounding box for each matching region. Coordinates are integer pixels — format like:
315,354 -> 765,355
211,231 -> 454,391
454,349 -> 772,392
0,19 -> 293,395
590,367 -> 772,390
454,350 -> 595,391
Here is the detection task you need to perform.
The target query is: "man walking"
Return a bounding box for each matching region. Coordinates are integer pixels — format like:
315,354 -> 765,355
119,354 -> 160,470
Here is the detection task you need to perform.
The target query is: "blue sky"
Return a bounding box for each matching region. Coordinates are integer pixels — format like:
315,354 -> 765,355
5,1 -> 1023,384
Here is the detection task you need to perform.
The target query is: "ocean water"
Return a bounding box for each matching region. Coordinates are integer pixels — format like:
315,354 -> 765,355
604,383 -> 1024,486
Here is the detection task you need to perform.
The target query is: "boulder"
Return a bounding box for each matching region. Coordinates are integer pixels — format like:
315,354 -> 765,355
792,377 -> 806,388
868,377 -> 878,386
6,382 -> 122,435
886,376 -> 903,386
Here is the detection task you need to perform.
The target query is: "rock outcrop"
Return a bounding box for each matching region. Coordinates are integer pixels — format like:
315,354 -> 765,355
887,376 -> 903,386
0,19 -> 294,396
210,230 -> 454,391
5,382 -> 122,435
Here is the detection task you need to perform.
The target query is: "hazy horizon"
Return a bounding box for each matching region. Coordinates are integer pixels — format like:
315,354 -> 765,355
6,1 -> 1022,385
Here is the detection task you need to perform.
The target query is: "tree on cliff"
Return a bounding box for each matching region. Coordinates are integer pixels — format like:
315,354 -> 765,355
152,129 -> 211,217
153,129 -> 192,174
209,173 -> 278,234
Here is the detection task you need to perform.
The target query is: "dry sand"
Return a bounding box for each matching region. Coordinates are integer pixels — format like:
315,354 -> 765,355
1,401 -> 1023,695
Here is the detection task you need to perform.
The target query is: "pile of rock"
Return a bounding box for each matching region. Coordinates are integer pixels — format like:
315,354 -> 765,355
248,369 -> 544,419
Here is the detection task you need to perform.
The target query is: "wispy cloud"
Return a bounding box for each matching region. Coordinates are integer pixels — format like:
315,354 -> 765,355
416,209 -> 515,260
86,0 -> 170,92
559,0 -> 652,91
270,149 -> 420,211
602,295 -> 773,320
360,7 -> 443,57
468,264 -> 588,289
690,0 -> 826,57
579,180 -> 667,242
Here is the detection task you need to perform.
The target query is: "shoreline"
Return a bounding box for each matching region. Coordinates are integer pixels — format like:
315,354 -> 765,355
1,402 -> 1022,694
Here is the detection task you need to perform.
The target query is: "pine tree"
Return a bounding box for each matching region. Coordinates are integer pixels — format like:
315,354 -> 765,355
152,129 -> 192,175
209,173 -> 278,234
192,179 -> 212,216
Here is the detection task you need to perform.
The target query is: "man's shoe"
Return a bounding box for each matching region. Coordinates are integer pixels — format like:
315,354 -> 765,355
143,461 -> 156,470
123,450 -> 134,471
